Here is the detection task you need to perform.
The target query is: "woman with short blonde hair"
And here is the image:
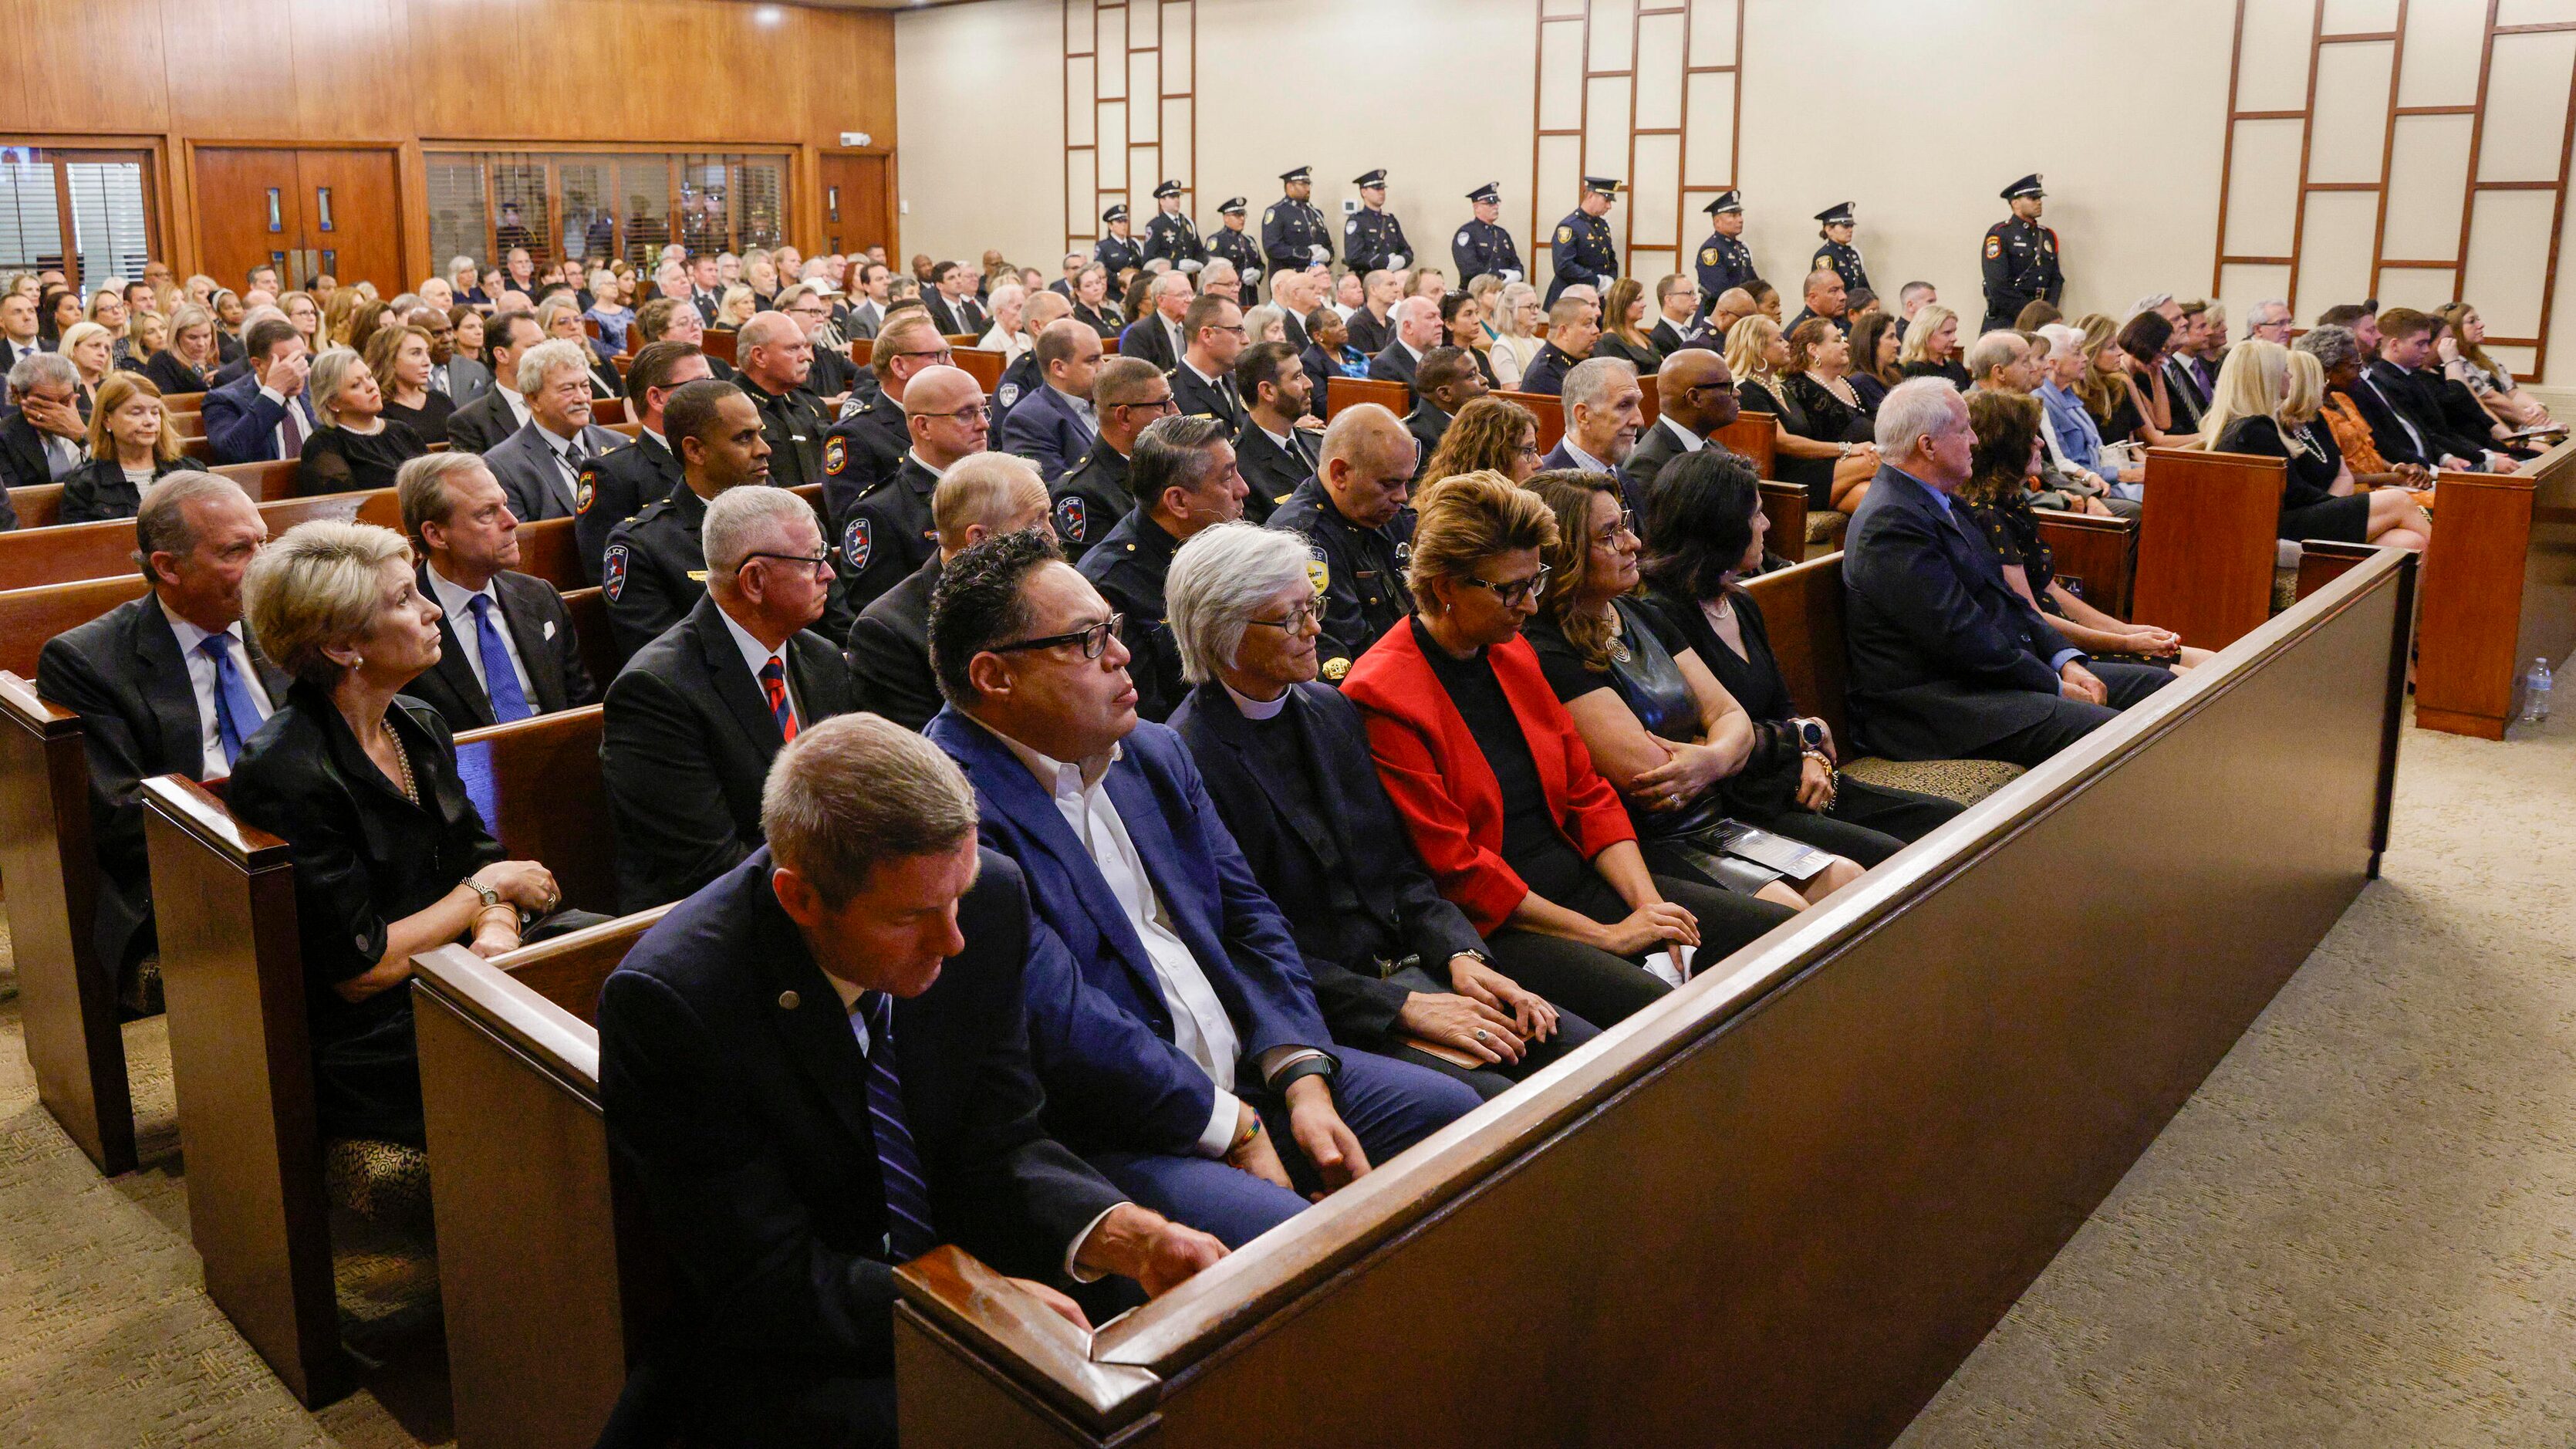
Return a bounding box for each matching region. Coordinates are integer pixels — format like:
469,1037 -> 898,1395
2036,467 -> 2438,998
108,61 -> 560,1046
57,319 -> 113,414
1896,303 -> 1967,387
711,284 -> 757,331
299,349 -> 427,496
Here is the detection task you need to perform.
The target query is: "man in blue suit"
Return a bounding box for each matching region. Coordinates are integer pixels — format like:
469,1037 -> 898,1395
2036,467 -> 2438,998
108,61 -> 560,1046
995,319 -> 1102,484
922,529 -> 1481,1248
201,317 -> 318,465
599,714 -> 1224,1448
1842,379 -> 2171,766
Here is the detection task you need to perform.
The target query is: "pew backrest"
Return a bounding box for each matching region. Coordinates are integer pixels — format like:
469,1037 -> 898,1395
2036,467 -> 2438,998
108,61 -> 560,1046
451,704 -> 615,915
0,488 -> 399,593
2031,508 -> 2138,620
1324,376 -> 1410,419
1715,411 -> 1776,479
1740,552 -> 1850,745
700,330 -> 737,366
0,575 -> 150,679
9,483 -> 62,529
950,348 -> 1005,395
2131,446 -> 2286,649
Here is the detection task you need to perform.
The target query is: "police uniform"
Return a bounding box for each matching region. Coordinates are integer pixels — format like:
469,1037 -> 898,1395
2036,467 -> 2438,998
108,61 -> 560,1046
819,395 -> 908,539
1693,191 -> 1757,317
1207,198 -> 1264,291
1049,438 -> 1133,566
989,349 -> 1042,436
1450,182 -> 1525,285
1266,476 -> 1414,681
600,485 -> 713,661
738,376 -> 825,488
1075,506 -> 1187,721
1142,181 -> 1207,273
1169,359 -> 1247,434
1262,167 -> 1335,279
1547,176 -> 1622,306
1980,174 -> 2064,333
1094,204 -> 1146,276
1809,201 -> 1871,296
1344,170 -> 1414,275
574,431 -> 680,586
836,454 -> 940,613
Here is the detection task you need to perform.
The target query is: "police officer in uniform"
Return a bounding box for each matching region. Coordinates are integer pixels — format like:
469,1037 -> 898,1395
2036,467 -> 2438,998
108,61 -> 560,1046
1345,170 -> 1414,275
1980,174 -> 2064,333
601,380 -> 771,660
1142,181 -> 1207,275
835,452 -> 940,614
575,429 -> 680,586
819,390 -> 909,537
1693,191 -> 1757,320
1207,197 -> 1264,292
1451,182 -> 1524,285
1050,437 -> 1131,566
1262,167 -> 1335,282
738,370 -> 826,488
1810,201 -> 1871,297
1094,204 -> 1146,278
1266,473 -> 1414,683
1547,176 -> 1622,306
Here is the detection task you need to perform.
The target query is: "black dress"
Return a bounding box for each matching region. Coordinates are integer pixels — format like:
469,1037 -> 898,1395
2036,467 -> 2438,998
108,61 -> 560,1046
2216,416 -> 2369,543
1899,358 -> 1973,390
1595,333 -> 1665,374
60,456 -> 184,523
1741,377 -> 1835,508
1642,582 -> 1962,866
1784,373 -> 1875,508
298,420 -> 428,496
380,390 -> 456,441
145,351 -> 213,397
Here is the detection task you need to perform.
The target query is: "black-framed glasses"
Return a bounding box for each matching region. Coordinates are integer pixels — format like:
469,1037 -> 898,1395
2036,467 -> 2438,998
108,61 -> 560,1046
1244,599 -> 1323,633
991,613 -> 1123,660
1459,563 -> 1551,606
1593,508 -> 1638,546
1113,394 -> 1180,415
893,346 -> 955,364
736,550 -> 832,576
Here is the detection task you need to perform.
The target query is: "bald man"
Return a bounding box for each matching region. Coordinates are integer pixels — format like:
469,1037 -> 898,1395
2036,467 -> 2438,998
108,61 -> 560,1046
844,452 -> 1050,731
1620,348 -> 1743,518
1265,403 -> 1419,680
991,289 -> 1075,434
734,311 -> 827,486
997,318 -> 1103,485
1707,287 -> 1757,342
834,363 -> 989,611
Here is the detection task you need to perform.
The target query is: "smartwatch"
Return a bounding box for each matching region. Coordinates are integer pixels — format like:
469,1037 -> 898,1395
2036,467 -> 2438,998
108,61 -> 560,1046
1793,718 -> 1828,752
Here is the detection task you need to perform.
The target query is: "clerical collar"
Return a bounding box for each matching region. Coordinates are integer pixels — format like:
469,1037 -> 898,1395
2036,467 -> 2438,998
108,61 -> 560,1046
1223,681 -> 1288,719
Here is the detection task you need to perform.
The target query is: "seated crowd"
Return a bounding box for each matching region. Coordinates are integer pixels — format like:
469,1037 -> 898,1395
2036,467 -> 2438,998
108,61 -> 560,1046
6,226 -> 2560,1447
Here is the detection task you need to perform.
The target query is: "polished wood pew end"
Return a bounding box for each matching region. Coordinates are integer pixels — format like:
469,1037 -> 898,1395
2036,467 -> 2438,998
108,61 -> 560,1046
2130,446 -> 2287,650
0,485 -> 397,593
2034,507 -> 2138,620
950,347 -> 1006,395
590,397 -> 627,426
2412,444 -> 2576,738
700,330 -> 737,366
1323,376 -> 1408,419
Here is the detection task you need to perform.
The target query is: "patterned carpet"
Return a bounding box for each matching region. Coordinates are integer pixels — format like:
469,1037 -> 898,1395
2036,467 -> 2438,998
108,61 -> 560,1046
0,712 -> 2568,1446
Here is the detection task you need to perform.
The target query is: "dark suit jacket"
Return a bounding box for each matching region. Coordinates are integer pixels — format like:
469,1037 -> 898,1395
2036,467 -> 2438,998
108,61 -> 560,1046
444,387 -> 524,454
924,294 -> 986,337
144,351 -> 212,397
37,596 -> 289,975
0,408 -> 62,494
403,565 -> 599,731
1117,316 -> 1182,373
1368,339 -> 1420,393
597,847 -> 1123,1422
1233,420 -> 1316,520
201,371 -> 319,464
1170,681 -> 1483,1044
922,711 -> 1335,1157
602,596 -> 858,911
443,354 -> 494,410
1403,398 -> 1452,472
1840,465 -> 2077,758
1168,359 -> 1246,432
842,552 -> 944,731
1618,417 -> 1734,520
997,381 -> 1097,484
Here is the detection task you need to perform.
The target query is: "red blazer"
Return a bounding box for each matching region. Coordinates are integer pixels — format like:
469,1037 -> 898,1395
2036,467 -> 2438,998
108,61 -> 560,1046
1342,618 -> 1637,935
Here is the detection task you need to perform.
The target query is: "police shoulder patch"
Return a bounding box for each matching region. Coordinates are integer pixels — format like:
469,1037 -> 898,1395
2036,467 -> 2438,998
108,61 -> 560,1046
1986,236 -> 2003,260
1054,494 -> 1088,542
998,381 -> 1021,409
844,516 -> 873,573
1701,246 -> 1720,265
576,467 -> 598,514
1557,226 -> 1575,244
602,544 -> 629,602
823,435 -> 849,475
1346,218 -> 1360,235
1264,208 -> 1278,223
1305,542 -> 1331,594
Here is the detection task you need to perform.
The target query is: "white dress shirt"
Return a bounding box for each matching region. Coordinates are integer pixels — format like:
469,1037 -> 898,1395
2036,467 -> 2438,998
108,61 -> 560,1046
536,421 -> 592,512
985,724 -> 1245,1158
717,604 -> 801,729
1656,414 -> 1707,454
161,597 -> 275,778
424,564 -> 539,707
501,388 -> 532,433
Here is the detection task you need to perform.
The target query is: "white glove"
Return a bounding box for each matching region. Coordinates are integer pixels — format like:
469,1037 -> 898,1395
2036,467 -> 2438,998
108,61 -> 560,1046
1309,245 -> 1329,263
1387,253 -> 1408,270
1501,269 -> 1523,283
1178,259 -> 1202,273
1143,258 -> 1170,274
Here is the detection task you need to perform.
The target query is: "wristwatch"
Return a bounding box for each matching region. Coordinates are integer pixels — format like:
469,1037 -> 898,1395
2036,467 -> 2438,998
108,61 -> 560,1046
464,878 -> 503,910
1792,718 -> 1828,752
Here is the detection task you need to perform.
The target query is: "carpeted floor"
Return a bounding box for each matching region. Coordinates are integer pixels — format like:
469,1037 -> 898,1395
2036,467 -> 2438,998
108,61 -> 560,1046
0,712 -> 2568,1446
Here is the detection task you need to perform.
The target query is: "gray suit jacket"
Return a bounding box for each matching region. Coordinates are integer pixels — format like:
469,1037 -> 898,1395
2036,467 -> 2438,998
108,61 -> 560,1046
485,418 -> 629,522
444,355 -> 494,410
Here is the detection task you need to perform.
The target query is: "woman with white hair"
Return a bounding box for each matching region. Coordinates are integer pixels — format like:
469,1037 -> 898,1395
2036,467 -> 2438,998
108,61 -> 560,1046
583,267 -> 633,354
977,283 -> 1031,362
1164,522 -> 1601,1100
2202,339 -> 2429,549
1241,302 -> 1288,346
298,347 -> 428,496
537,294 -> 626,397
228,519 -> 598,1150
1486,282 -> 1545,389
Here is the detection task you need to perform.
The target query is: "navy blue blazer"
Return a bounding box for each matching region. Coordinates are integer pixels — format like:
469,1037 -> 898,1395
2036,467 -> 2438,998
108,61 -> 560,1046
996,380 -> 1097,485
922,710 -> 1334,1157
1840,465 -> 2078,759
202,371 -> 319,465
598,846 -> 1124,1397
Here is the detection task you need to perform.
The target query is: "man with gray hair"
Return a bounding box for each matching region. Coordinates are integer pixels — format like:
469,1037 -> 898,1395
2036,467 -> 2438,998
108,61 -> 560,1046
1079,414 -> 1247,719
845,452 -> 1051,731
1368,296 -> 1443,393
40,473 -> 286,1010
2245,299 -> 2294,346
396,452 -> 599,731
598,707 -> 1227,1447
2,350 -> 84,495
1842,378 -> 2170,768
1266,402 -> 1418,677
482,336 -> 626,522
1119,270 -> 1196,373
1542,356 -> 1644,474
602,482 -> 856,910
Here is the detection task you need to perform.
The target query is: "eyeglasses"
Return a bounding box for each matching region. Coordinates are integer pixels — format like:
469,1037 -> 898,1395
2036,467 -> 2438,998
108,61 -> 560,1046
1244,599 -> 1324,633
736,550 -> 832,577
1593,509 -> 1639,546
919,402 -> 991,422
991,613 -> 1123,660
1459,563 -> 1551,606
1114,394 -> 1180,414
1514,442 -> 1543,458
893,346 -> 956,364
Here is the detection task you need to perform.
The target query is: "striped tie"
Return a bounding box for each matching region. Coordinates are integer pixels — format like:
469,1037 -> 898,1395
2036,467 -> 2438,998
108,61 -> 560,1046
759,656 -> 797,741
859,992 -> 937,1262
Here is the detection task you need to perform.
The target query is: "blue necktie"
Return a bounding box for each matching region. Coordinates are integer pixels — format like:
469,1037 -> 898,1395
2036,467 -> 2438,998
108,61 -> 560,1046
467,594 -> 534,723
196,633 -> 266,770
859,992 -> 937,1262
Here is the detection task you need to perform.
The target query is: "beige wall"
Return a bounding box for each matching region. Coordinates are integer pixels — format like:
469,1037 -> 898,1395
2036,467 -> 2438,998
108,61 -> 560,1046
896,0 -> 2575,377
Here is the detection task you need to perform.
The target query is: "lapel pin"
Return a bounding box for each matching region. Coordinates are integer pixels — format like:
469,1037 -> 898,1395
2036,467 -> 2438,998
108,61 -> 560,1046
778,990 -> 801,1011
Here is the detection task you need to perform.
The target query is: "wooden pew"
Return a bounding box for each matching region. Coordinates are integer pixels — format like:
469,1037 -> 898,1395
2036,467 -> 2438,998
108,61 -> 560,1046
2034,508 -> 2138,620
5,458 -> 307,532
590,397 -> 627,426
950,347 -> 1006,395
1324,376 -> 1410,418
2129,446 -> 2286,650
9,483 -> 62,529
889,549 -> 2417,1448
1100,334 -> 1119,355
213,458 -> 305,501
2409,442 -> 2576,738
942,333 -> 981,351
700,330 -> 737,366
137,702 -> 620,1405
0,488 -> 399,593
0,576 -> 150,680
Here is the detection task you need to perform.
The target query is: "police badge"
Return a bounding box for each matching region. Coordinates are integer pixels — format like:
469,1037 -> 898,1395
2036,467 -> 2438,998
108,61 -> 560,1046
1054,495 -> 1087,542
1305,542 -> 1331,593
575,468 -> 596,514
603,543 -> 629,602
844,516 -> 873,573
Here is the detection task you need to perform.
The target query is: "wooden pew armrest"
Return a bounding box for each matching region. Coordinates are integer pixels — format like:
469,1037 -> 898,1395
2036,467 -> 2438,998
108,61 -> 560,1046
140,772 -> 289,864
410,943 -> 600,1096
896,1246 -> 1162,1432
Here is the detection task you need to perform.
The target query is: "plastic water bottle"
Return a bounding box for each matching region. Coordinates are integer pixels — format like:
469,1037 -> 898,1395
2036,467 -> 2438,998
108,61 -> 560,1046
2522,658 -> 2553,724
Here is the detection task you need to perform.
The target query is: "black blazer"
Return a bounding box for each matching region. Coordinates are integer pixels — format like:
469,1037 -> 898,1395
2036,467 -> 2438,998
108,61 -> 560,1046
596,848 -> 1126,1425
144,351 -> 212,397
1232,420 -> 1315,522
1840,466 -> 2077,759
842,552 -> 943,731
1116,316 -> 1181,373
37,596 -> 289,975
1618,418 -> 1732,521
601,595 -> 857,911
444,387 -> 523,454
403,565 -> 600,731
1368,339 -> 1420,393
1,407 -> 60,493
1169,360 -> 1246,433
1170,681 -> 1485,1043
923,294 -> 985,337
59,455 -> 184,523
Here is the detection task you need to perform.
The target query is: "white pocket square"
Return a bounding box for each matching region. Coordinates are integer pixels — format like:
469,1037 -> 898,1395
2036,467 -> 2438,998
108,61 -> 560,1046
543,620 -> 556,640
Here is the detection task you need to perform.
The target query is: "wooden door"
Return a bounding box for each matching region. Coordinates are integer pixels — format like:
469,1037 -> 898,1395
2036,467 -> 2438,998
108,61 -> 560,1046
294,150 -> 403,293
817,153 -> 890,258
193,148 -> 302,295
